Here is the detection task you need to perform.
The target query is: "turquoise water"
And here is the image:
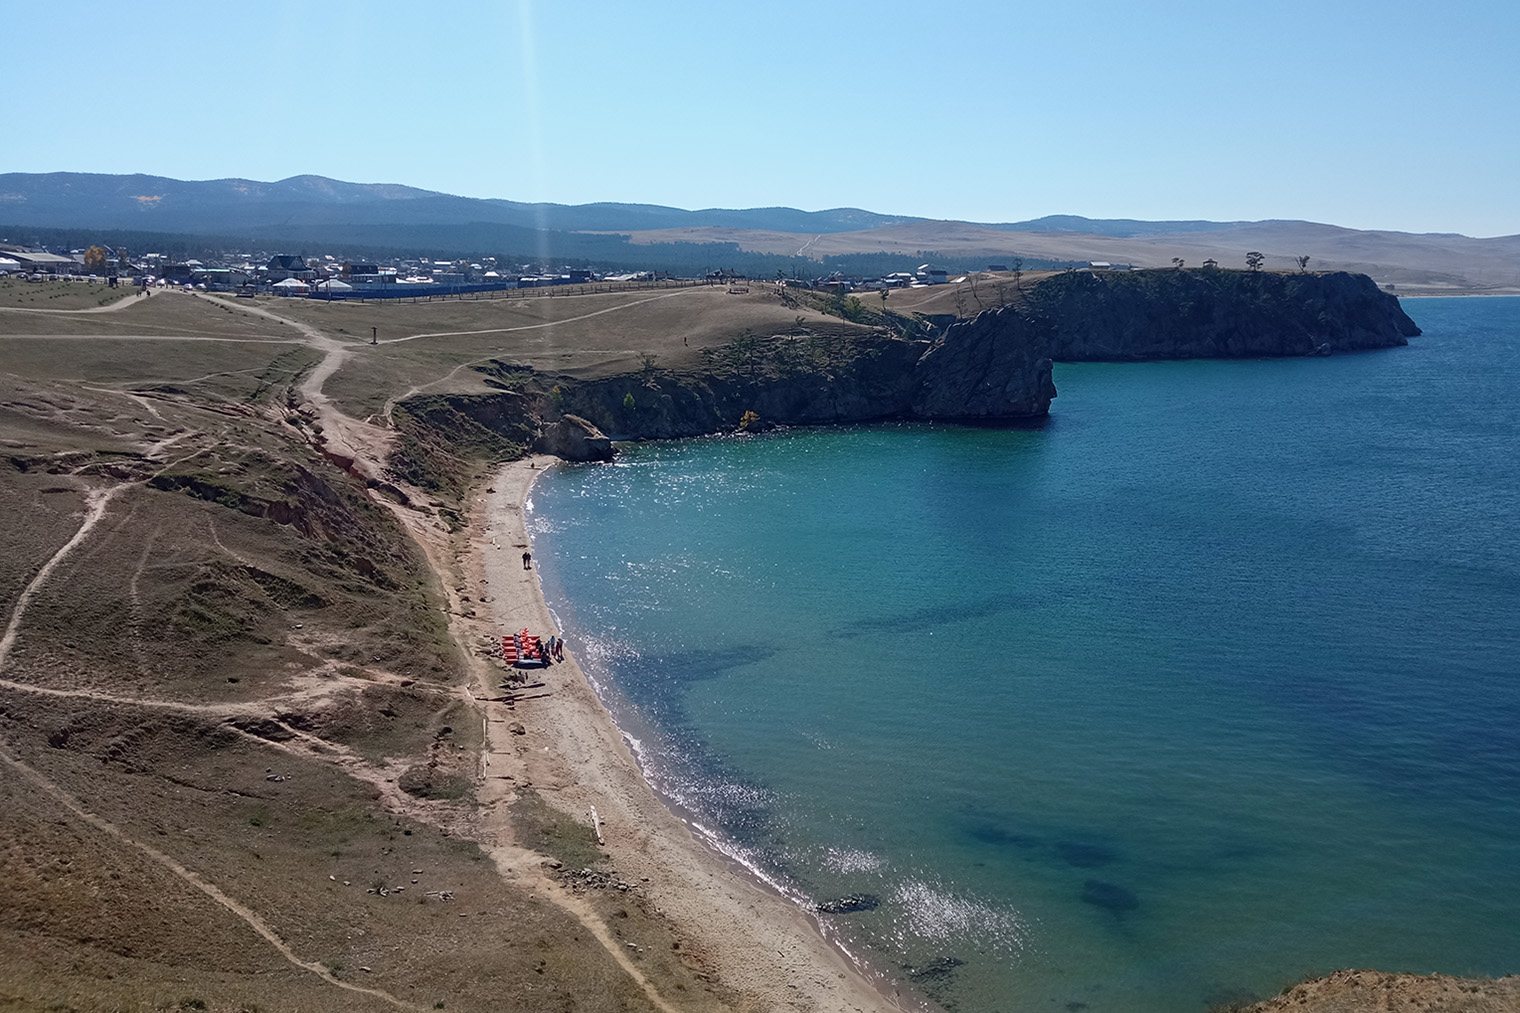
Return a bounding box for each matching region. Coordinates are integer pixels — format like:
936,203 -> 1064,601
525,297 -> 1520,1013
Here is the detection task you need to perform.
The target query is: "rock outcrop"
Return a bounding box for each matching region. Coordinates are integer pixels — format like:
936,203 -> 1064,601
533,414 -> 613,462
559,323 -> 1058,441
559,335 -> 932,441
1026,268 -> 1420,360
912,307 -> 1056,421
1230,968 -> 1520,1013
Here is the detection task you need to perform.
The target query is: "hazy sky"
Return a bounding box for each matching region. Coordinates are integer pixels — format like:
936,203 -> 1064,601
8,0 -> 1518,236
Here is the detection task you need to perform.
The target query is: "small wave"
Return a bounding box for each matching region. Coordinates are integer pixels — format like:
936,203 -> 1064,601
888,878 -> 1031,956
525,514 -> 569,536
823,846 -> 884,874
662,773 -> 775,823
580,633 -> 642,666
688,821 -> 809,905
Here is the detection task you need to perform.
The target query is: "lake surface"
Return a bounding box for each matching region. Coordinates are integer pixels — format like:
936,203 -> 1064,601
525,297 -> 1520,1013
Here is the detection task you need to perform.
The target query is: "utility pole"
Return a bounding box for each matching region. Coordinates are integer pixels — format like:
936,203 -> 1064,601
371,327 -> 378,345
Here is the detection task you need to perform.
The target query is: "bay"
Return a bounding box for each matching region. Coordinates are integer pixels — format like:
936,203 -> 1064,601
525,296 -> 1520,1013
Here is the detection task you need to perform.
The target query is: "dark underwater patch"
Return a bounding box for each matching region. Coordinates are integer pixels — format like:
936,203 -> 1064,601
831,590 -> 1034,639
964,821 -> 1042,849
1080,879 -> 1139,915
1056,840 -> 1120,868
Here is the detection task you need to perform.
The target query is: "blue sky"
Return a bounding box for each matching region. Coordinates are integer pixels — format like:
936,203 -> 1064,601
7,0 -> 1518,236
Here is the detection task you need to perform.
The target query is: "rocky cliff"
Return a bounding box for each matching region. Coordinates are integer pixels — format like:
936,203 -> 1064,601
1025,268 -> 1420,360
912,308 -> 1058,421
557,325 -> 1055,440
392,269 -> 1419,466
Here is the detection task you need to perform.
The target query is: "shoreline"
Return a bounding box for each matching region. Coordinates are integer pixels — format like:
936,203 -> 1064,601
1395,289 -> 1520,298
469,455 -> 914,1013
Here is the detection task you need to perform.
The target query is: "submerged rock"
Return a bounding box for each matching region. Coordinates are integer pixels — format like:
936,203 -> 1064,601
815,893 -> 880,914
903,955 -> 965,981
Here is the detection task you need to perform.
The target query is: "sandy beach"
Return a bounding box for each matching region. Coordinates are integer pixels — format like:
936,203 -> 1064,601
465,456 -> 905,1013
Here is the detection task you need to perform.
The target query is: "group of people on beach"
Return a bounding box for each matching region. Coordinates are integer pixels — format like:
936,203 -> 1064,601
515,546 -> 563,663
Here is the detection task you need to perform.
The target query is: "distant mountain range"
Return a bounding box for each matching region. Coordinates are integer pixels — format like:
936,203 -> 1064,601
0,171 -> 1253,237
1,172 -> 1516,293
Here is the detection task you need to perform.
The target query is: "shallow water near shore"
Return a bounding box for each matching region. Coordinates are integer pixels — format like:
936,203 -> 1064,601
525,297 -> 1520,1013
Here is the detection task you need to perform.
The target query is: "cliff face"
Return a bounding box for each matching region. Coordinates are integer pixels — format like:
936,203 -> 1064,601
912,307 -> 1057,420
1026,269 -> 1421,360
394,269 -> 1419,461
560,328 -> 1055,440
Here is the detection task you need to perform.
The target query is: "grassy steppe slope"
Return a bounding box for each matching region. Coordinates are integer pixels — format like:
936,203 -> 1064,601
0,294 -> 715,1013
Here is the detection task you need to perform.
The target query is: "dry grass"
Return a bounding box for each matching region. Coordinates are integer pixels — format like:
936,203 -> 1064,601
257,285 -> 869,417
0,277 -> 138,311
0,291 -> 295,340
0,325 -> 693,1011
878,270 -> 1060,318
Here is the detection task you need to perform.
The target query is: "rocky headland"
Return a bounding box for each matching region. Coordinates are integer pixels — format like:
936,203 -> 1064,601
1028,267 -> 1421,360
391,269 -> 1420,471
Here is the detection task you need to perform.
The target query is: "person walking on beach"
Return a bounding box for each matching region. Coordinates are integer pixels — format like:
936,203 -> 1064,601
522,550 -> 532,570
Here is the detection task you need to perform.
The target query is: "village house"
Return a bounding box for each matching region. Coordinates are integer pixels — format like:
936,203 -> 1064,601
2,250 -> 78,275
265,254 -> 316,282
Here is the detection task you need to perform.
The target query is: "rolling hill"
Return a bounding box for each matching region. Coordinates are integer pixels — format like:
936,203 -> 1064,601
2,172 -> 1516,293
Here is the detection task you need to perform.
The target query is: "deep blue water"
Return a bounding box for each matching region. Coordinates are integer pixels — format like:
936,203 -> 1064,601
525,297 -> 1520,1013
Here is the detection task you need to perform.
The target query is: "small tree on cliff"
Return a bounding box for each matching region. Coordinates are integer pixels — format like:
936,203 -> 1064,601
1246,251 -> 1265,272
638,351 -> 659,387
730,329 -> 762,381
1296,255 -> 1311,273
1172,257 -> 1185,270
1012,256 -> 1024,291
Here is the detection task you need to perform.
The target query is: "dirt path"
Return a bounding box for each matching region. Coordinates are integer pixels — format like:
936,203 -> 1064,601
0,483 -> 128,674
382,286 -> 699,345
376,286 -> 703,423
202,296 -> 726,1009
182,292 -> 397,482
0,742 -> 422,1011
0,333 -> 301,342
